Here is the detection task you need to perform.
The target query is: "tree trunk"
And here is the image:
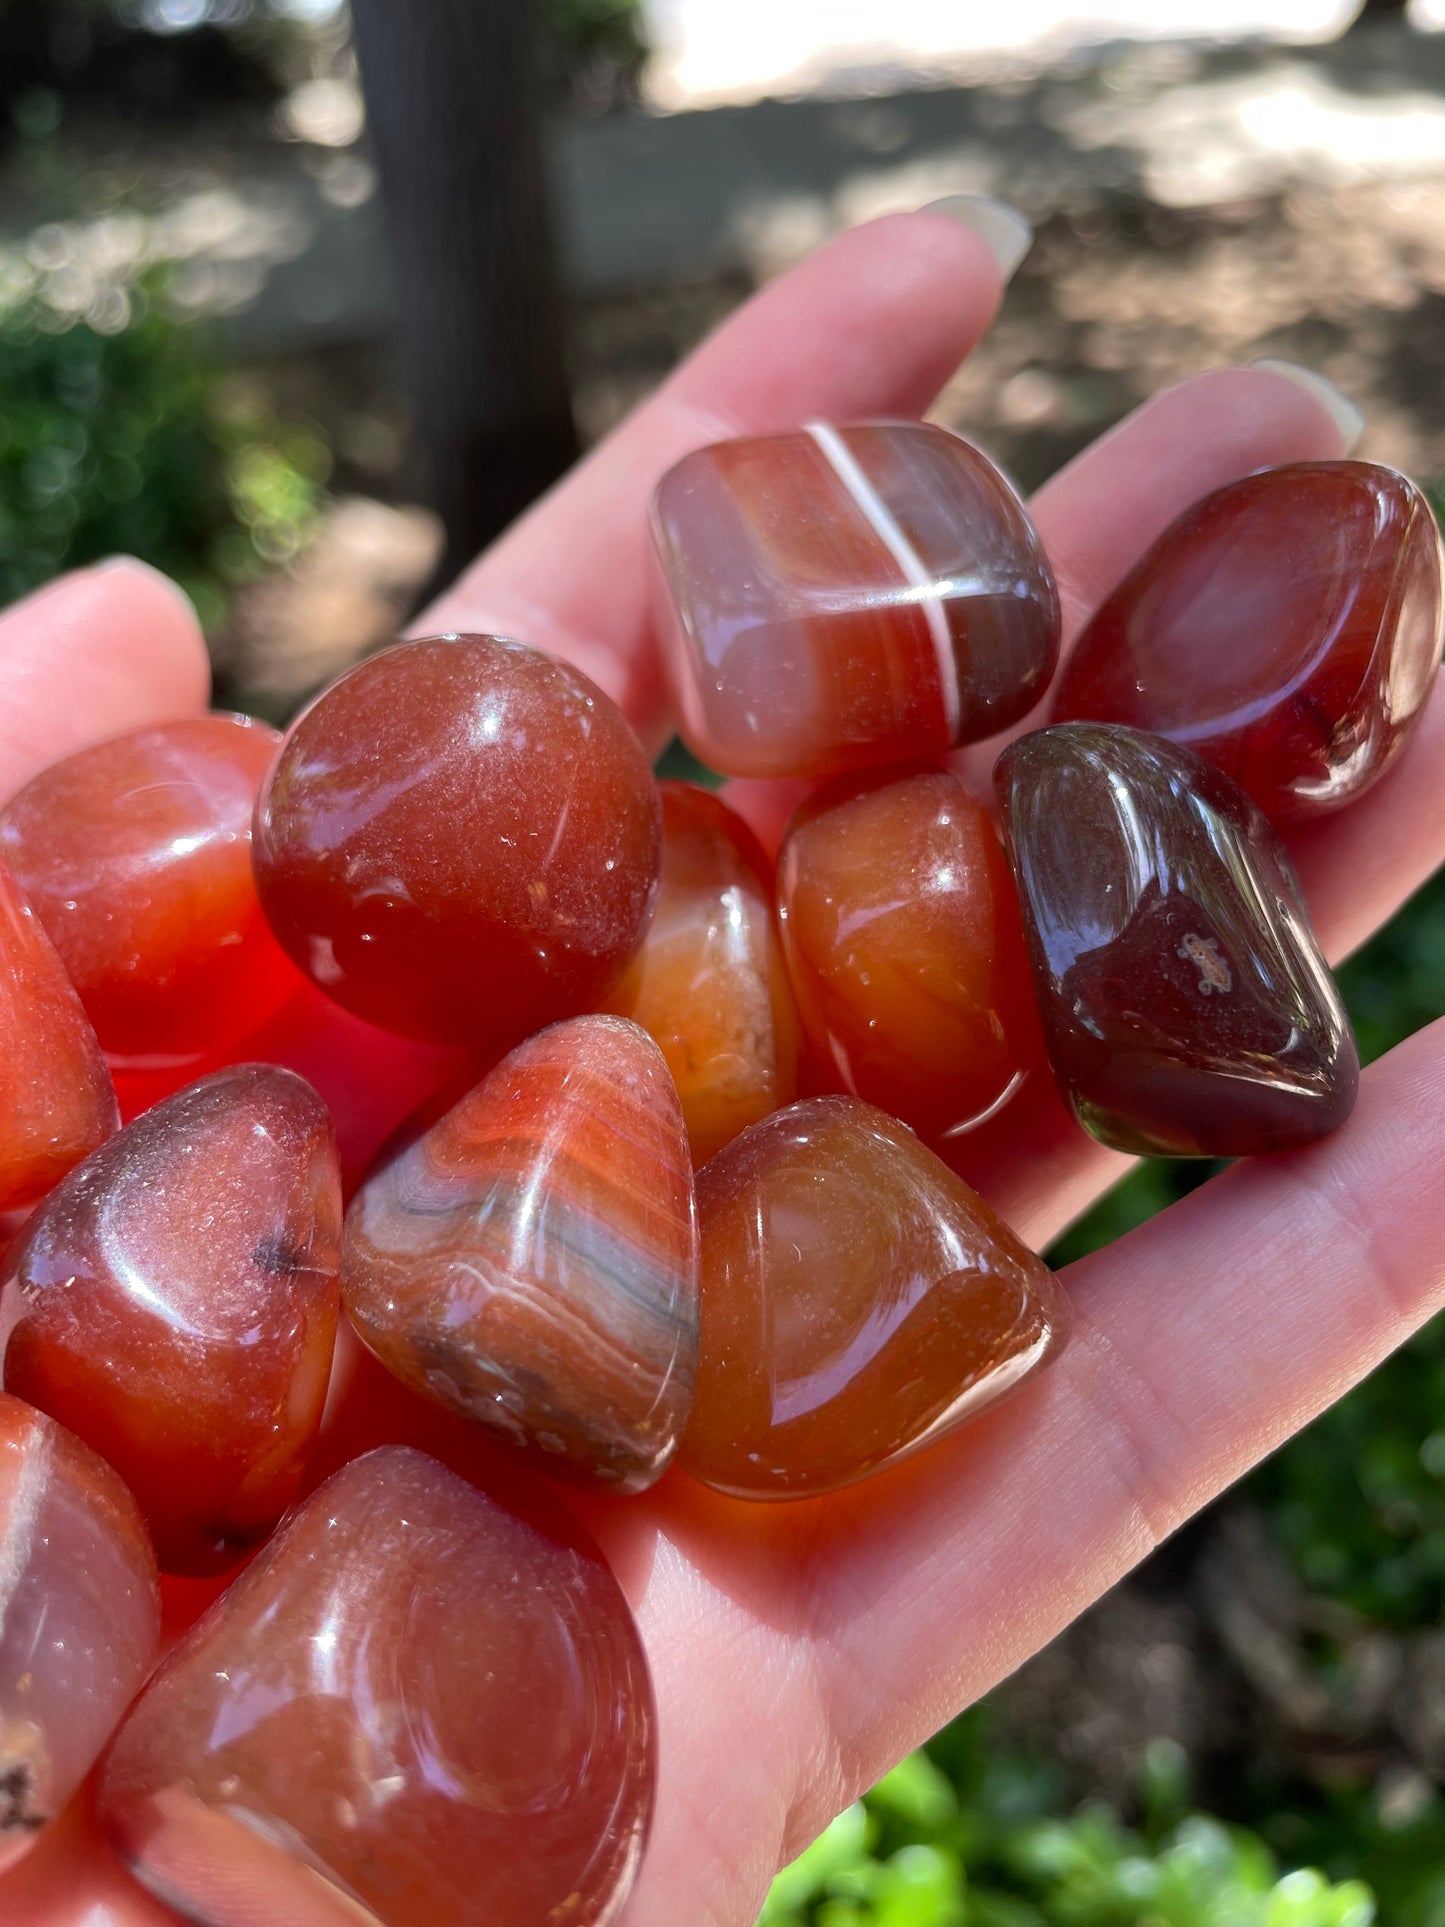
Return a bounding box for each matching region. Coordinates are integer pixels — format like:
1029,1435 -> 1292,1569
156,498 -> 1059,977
350,0 -> 579,593
1342,0 -> 1410,27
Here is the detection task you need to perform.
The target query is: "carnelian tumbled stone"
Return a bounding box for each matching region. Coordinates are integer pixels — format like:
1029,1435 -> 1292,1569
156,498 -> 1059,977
652,421 -> 1060,779
0,714 -> 297,1064
0,861 -> 116,1217
101,1445 -> 654,1927
1051,462 -> 1444,823
344,1015 -> 697,1492
777,765 -> 1037,1140
680,1096 -> 1067,1499
997,723 -> 1358,1158
253,634 -> 662,1050
0,1392 -> 158,1872
605,781 -> 799,1163
2,1064 -> 342,1573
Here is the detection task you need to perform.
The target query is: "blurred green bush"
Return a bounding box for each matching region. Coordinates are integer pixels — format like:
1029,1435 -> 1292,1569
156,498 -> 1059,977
763,1721 -> 1376,1927
0,273 -> 329,632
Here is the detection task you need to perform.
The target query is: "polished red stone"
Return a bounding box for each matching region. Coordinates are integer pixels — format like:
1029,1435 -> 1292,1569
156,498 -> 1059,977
343,1015 -> 697,1492
0,1392 -> 159,1873
253,634 -> 662,1050
680,1096 -> 1067,1499
605,781 -> 799,1163
652,421 -> 1060,779
996,723 -> 1358,1158
777,765 -> 1038,1140
0,714 -> 298,1065
100,1445 -> 654,1927
0,861 -> 117,1217
2,1064 -> 342,1573
1051,462 -> 1444,822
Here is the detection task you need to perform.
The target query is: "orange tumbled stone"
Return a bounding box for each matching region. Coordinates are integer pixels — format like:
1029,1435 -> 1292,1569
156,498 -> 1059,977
605,781 -> 799,1163
100,1445 -> 654,1927
0,714 -> 297,1065
777,765 -> 1037,1140
2,1064 -> 342,1573
343,1015 -> 698,1492
0,860 -> 117,1217
0,1392 -> 159,1872
680,1097 -> 1067,1499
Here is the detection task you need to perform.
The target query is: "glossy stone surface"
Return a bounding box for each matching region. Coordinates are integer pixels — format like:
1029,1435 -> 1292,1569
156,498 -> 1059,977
680,1096 -> 1067,1499
0,715 -> 297,1065
605,781 -> 799,1163
777,765 -> 1038,1140
101,1445 -> 654,1927
253,634 -> 662,1050
344,1016 -> 698,1492
0,1393 -> 158,1874
2,1065 -> 342,1573
1051,463 -> 1444,823
652,421 -> 1060,779
996,723 -> 1358,1158
0,861 -> 117,1216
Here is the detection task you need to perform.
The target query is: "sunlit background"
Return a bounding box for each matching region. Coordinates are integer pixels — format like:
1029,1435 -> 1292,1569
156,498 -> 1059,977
5,4 -> 1445,1923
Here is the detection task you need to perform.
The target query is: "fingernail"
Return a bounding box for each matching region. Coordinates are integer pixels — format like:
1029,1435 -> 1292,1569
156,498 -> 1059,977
919,194 -> 1033,284
1249,360 -> 1364,452
93,555 -> 202,625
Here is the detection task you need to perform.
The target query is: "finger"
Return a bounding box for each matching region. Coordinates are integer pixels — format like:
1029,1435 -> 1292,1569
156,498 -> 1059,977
417,208 -> 1014,752
605,1016 -> 1445,1927
1289,679 -> 1445,960
0,560 -> 211,804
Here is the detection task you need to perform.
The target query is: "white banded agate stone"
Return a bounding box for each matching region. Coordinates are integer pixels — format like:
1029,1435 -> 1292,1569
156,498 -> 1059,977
650,420 -> 1061,779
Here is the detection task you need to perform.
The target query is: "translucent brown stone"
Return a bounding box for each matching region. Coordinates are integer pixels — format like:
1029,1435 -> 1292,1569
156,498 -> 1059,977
1051,462 -> 1444,822
100,1445 -> 654,1927
680,1096 -> 1067,1499
0,860 -> 117,1217
252,634 -> 662,1050
605,781 -> 800,1163
776,765 -> 1038,1139
652,422 -> 1061,779
0,1392 -> 159,1873
996,723 -> 1359,1158
343,1015 -> 698,1493
2,1064 -> 342,1573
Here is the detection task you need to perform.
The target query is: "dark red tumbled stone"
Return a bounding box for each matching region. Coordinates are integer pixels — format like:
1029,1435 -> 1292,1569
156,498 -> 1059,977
1051,462 -> 1443,823
996,723 -> 1358,1158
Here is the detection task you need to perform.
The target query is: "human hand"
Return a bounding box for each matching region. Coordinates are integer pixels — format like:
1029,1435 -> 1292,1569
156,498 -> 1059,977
2,203 -> 1443,1927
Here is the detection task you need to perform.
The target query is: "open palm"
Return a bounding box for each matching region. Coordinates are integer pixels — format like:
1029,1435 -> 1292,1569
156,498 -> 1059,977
3,207 -> 1443,1927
